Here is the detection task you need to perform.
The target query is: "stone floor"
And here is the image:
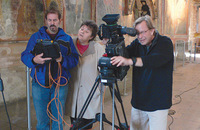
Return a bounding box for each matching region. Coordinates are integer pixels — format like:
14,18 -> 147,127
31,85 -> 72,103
1,59 -> 200,130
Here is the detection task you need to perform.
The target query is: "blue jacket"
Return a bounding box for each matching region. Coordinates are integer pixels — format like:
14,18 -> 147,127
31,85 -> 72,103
21,26 -> 78,86
126,32 -> 174,111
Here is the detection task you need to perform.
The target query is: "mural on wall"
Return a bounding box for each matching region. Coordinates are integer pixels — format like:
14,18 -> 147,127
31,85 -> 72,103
164,1 -> 173,35
164,0 -> 188,35
128,0 -> 159,30
152,0 -> 158,18
132,1 -> 140,20
131,0 -> 153,22
174,0 -> 187,35
96,0 -> 121,26
65,0 -> 91,34
0,0 -> 44,41
44,0 -> 64,14
140,0 -> 151,16
124,0 -> 135,15
0,0 -> 68,41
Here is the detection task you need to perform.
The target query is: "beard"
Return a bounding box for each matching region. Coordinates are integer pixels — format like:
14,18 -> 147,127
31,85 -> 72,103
49,25 -> 57,33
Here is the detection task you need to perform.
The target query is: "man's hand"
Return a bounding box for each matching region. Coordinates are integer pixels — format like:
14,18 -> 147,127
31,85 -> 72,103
102,38 -> 109,45
33,53 -> 52,64
111,56 -> 133,67
56,52 -> 62,62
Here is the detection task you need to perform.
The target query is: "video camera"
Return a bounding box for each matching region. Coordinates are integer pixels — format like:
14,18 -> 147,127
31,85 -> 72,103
31,39 -> 71,61
98,14 -> 136,83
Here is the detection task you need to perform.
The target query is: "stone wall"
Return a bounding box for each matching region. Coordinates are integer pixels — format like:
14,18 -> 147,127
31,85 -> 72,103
0,42 -> 27,104
0,0 -> 44,104
65,0 -> 92,34
0,0 -> 44,40
0,0 -> 200,104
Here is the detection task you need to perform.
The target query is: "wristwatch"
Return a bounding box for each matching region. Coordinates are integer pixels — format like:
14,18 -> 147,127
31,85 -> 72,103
132,57 -> 137,66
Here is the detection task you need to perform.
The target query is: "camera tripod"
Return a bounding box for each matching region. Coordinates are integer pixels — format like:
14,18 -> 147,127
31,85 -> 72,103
70,75 -> 129,130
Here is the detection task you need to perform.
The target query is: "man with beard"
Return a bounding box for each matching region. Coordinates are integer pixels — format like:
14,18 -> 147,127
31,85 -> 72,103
21,2 -> 78,130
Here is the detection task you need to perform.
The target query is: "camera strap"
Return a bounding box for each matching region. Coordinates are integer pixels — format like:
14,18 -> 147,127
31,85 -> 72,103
45,64 -> 50,86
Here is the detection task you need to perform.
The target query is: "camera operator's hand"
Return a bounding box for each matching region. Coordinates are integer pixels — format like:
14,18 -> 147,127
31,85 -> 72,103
111,56 -> 132,67
111,56 -> 143,67
102,38 -> 109,45
33,53 -> 52,64
56,52 -> 62,63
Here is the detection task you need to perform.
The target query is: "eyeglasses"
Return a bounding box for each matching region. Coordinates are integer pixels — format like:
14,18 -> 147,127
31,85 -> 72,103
136,29 -> 150,36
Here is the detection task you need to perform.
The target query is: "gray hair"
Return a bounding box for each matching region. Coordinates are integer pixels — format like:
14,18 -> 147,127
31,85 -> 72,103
133,15 -> 155,30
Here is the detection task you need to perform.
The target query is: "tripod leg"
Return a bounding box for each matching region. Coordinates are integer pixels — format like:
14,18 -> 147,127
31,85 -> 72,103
110,83 -> 123,130
108,84 -> 122,128
96,113 -> 119,129
78,119 -> 97,130
79,75 -> 102,119
70,75 -> 101,130
108,82 -> 129,130
112,83 -> 115,130
115,82 -> 129,127
100,83 -> 104,130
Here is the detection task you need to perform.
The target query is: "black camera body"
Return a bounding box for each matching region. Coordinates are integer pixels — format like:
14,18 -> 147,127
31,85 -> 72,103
31,39 -> 71,61
98,14 -> 136,42
98,40 -> 129,82
98,14 -> 136,82
32,39 -> 60,60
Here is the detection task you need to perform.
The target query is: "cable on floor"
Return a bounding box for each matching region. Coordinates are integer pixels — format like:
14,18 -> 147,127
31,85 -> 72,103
168,82 -> 200,130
